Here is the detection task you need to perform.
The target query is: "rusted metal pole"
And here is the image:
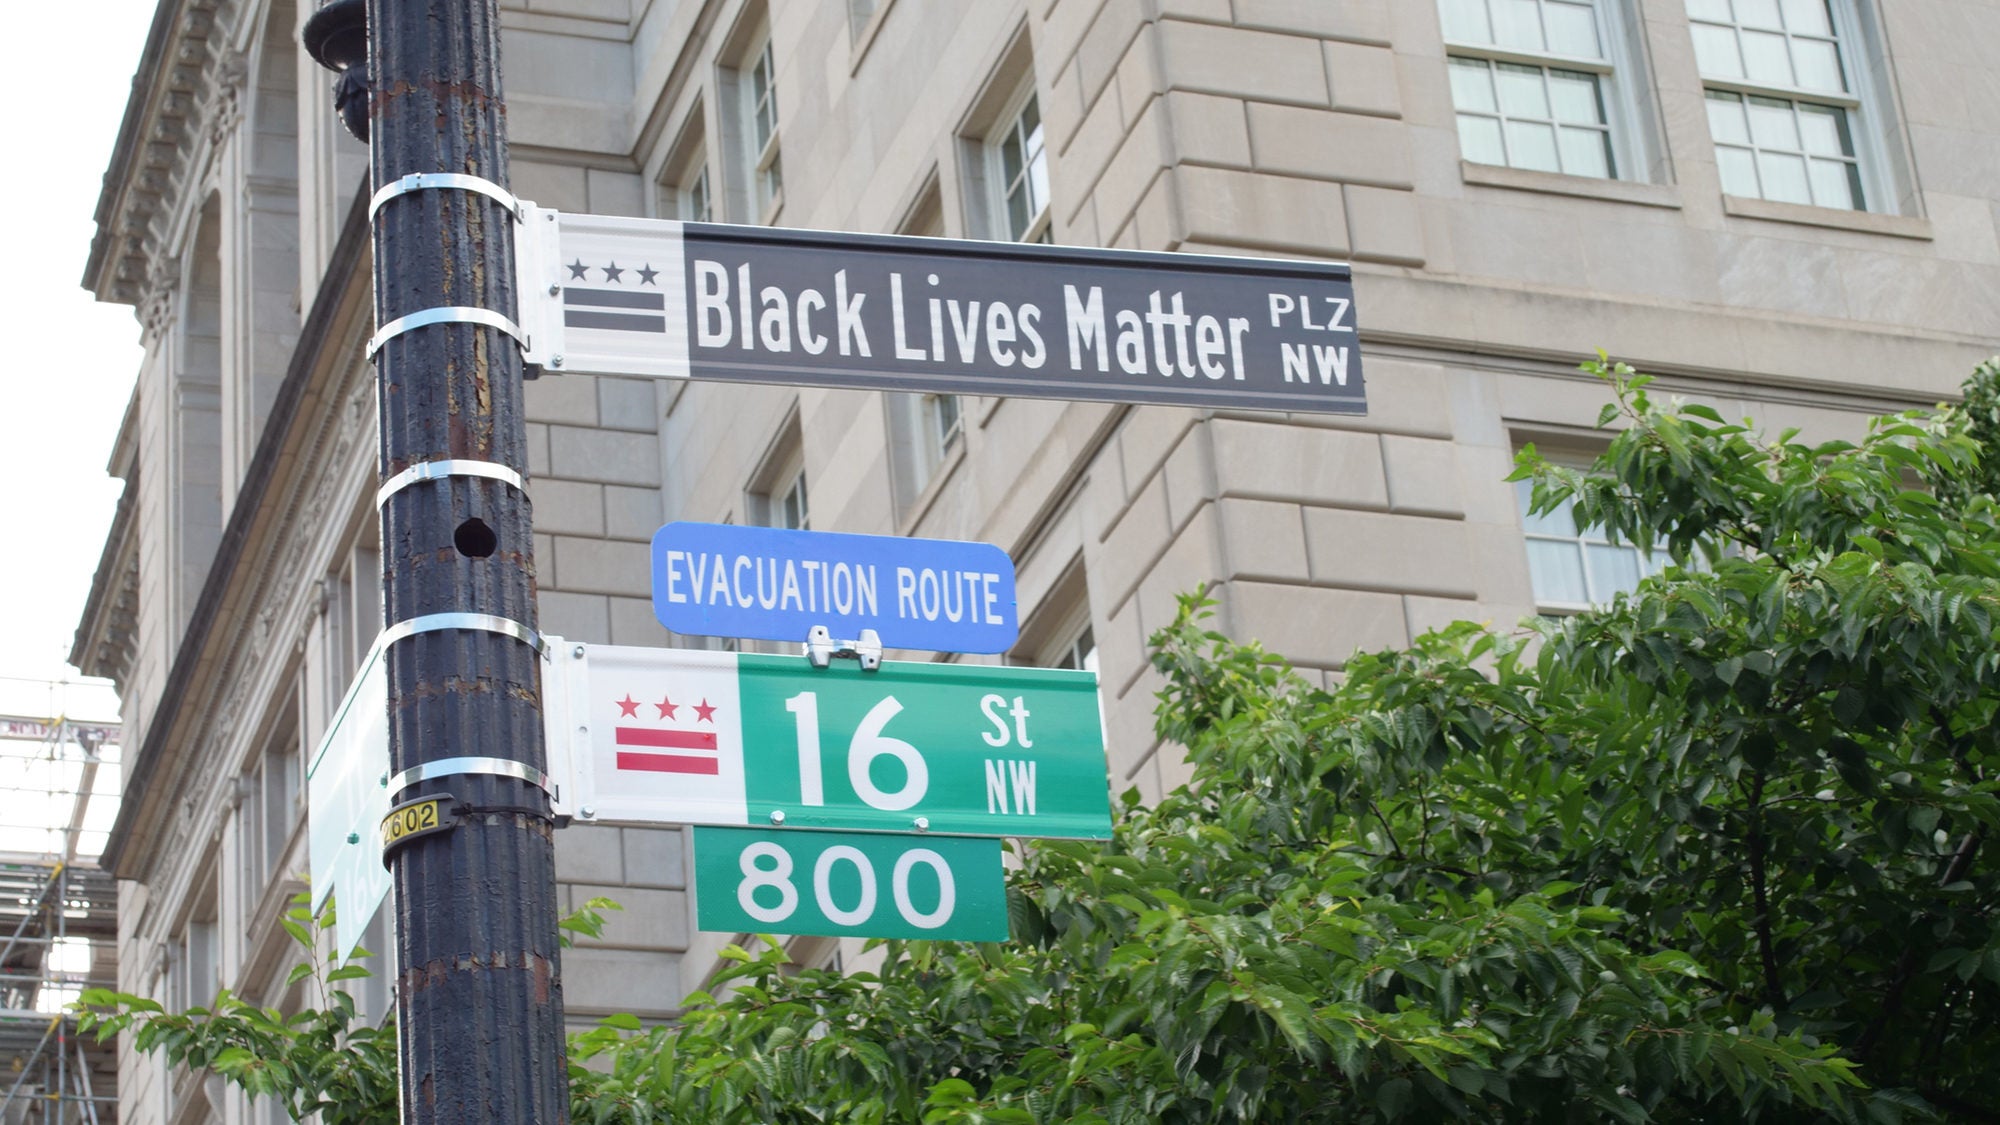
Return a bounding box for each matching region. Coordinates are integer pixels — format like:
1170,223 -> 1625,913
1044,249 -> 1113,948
303,1 -> 568,1121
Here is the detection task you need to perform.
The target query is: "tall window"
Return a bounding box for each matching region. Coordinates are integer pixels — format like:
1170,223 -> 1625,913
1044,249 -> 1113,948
885,188 -> 961,519
675,161 -> 711,223
237,714 -> 299,908
924,393 -> 962,457
1439,0 -> 1638,180
742,37 -> 782,219
774,466 -> 808,530
1688,0 -> 1868,209
992,90 -> 1050,243
1515,475 -> 1670,610
1012,565 -> 1098,675
1050,621 -> 1097,673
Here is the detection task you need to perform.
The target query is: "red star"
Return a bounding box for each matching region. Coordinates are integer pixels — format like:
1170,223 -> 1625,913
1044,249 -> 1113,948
655,696 -> 678,719
694,698 -> 717,722
615,695 -> 639,718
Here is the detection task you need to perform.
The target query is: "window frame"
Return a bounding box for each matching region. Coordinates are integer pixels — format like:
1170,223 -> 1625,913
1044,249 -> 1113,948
1512,450 -> 1677,613
1009,562 -> 1098,675
743,36 -> 783,222
1686,0 -> 1893,213
773,464 -> 809,531
677,162 -> 713,223
986,82 -> 1051,244
1438,0 -> 1661,183
657,105 -> 713,224
747,411 -> 810,533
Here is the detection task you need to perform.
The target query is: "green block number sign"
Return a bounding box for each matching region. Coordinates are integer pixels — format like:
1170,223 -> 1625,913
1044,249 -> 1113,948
694,827 -> 1008,941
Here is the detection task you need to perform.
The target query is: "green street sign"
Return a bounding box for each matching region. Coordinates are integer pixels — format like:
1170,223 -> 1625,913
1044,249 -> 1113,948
693,826 -> 1008,941
556,644 -> 1113,840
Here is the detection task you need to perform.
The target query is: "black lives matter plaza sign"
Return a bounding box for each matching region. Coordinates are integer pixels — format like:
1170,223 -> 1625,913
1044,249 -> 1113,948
517,209 -> 1364,414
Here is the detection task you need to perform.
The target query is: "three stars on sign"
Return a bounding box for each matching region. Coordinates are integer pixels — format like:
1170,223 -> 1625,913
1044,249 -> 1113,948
568,259 -> 661,285
615,694 -> 717,721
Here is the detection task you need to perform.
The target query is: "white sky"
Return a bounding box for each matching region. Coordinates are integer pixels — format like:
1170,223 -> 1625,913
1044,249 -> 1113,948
0,0 -> 158,724
0,2 -> 159,856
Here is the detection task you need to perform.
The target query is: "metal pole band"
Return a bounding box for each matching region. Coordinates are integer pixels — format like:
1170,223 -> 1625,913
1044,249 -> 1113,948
388,756 -> 554,798
369,172 -> 523,222
380,611 -> 544,655
368,306 -> 527,359
376,459 -> 528,508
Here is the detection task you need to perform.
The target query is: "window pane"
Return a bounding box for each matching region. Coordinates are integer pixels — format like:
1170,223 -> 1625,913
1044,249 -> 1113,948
1685,0 -> 1732,21
1439,0 -> 1494,43
1515,479 -> 1578,536
1456,113 -> 1507,164
1586,543 -> 1644,600
1027,141 -> 1049,215
1006,182 -> 1032,241
1716,144 -> 1761,195
1559,126 -> 1612,177
1747,96 -> 1800,149
1001,128 -> 1024,187
1740,30 -> 1794,86
1704,91 -> 1751,144
1495,62 -> 1550,118
1792,37 -> 1845,92
1808,157 -> 1861,209
1527,540 -> 1590,605
1735,0 -> 1782,28
1544,0 -> 1601,57
761,152 -> 783,208
1780,0 -> 1832,36
1491,0 -> 1545,50
1547,70 -> 1603,124
1690,23 -> 1744,79
1448,57 -> 1498,114
1756,149 -> 1812,203
1505,119 -> 1561,171
1797,102 -> 1849,154
931,394 -> 961,446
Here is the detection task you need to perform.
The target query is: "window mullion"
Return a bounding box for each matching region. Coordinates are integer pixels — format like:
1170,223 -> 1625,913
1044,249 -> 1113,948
1443,40 -> 1614,74
1699,73 -> 1861,109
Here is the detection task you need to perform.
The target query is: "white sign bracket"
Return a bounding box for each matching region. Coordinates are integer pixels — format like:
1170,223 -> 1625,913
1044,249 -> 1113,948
804,625 -> 882,671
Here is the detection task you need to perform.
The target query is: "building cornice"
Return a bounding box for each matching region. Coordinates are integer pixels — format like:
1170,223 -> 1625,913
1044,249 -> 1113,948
102,181 -> 373,877
84,0 -> 246,325
71,395 -> 144,688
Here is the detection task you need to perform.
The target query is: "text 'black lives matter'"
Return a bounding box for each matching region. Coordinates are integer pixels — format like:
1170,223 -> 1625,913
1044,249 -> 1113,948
523,215 -> 1367,415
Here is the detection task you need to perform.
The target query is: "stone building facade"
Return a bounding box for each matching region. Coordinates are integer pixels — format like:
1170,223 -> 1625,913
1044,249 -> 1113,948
71,0 -> 1999,1120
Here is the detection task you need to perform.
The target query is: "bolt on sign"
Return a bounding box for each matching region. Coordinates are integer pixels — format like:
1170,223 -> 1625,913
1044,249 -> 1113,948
516,210 -> 1365,414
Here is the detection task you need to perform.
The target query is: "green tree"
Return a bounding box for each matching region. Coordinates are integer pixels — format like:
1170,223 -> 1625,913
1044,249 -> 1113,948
86,359 -> 2000,1121
76,893 -> 399,1123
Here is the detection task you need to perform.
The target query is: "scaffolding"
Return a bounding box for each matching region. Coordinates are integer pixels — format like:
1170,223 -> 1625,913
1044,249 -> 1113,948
0,698 -> 121,1125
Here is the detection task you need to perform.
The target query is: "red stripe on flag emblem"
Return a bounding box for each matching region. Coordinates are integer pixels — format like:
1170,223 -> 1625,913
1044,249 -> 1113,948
616,751 -> 720,775
613,727 -> 719,775
616,728 -> 717,750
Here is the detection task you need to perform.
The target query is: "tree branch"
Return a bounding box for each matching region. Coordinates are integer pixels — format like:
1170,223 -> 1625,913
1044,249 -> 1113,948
1854,829 -> 1983,1061
1746,772 -> 1785,1010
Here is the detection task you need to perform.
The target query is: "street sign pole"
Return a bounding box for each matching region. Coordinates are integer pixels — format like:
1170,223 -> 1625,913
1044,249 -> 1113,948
304,1 -> 568,1122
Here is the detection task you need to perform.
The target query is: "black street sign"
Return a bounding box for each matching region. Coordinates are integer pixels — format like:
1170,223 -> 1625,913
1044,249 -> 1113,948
519,212 -> 1365,414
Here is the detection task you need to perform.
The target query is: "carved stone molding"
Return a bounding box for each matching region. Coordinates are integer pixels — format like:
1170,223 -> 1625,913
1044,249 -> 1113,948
140,259 -> 180,343
91,0 -> 243,312
208,48 -> 250,150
